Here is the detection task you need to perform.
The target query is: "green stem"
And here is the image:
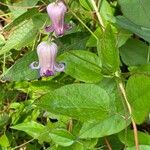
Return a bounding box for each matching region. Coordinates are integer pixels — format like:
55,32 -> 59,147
90,0 -> 105,31
2,53 -> 6,74
115,72 -> 139,150
70,10 -> 98,40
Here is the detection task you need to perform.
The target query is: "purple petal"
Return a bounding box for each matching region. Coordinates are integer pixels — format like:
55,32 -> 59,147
45,25 -> 54,32
44,70 -> 54,77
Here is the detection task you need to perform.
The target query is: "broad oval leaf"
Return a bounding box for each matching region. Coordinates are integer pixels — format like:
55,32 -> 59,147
116,16 -> 150,43
118,0 -> 150,28
126,75 -> 150,124
37,83 -> 112,121
120,39 -> 149,66
58,50 -> 102,83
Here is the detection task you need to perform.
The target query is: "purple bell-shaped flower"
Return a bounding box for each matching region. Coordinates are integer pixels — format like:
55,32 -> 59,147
45,1 -> 71,36
30,41 -> 64,77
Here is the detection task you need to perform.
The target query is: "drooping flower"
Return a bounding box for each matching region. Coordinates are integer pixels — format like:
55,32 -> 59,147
30,41 -> 64,77
45,1 -> 71,36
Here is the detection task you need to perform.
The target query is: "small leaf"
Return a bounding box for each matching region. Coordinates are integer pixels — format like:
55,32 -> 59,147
0,134 -> 10,148
120,39 -> 149,66
58,50 -> 102,83
118,130 -> 150,147
126,75 -> 150,124
11,121 -> 46,140
49,129 -> 75,147
37,83 -> 112,121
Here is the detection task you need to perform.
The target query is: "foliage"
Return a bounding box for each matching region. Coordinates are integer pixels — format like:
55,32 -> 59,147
0,0 -> 150,150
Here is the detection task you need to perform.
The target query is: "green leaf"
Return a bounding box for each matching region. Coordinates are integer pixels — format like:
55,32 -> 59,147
0,20 -> 38,55
116,29 -> 132,48
49,129 -> 75,147
0,113 -> 9,128
0,34 -> 5,47
58,50 -> 102,83
0,134 -> 10,148
2,51 -> 39,81
126,75 -> 150,124
87,27 -> 131,48
97,25 -> 120,73
118,130 -> 150,147
11,121 -> 47,140
79,79 -> 131,138
79,114 -> 129,139
58,32 -> 90,54
120,39 -> 149,66
32,13 -> 48,29
37,83 -> 112,121
116,16 -> 150,43
99,0 -> 114,23
126,145 -> 150,150
3,8 -> 38,31
86,27 -> 102,47
56,142 -> 84,150
9,0 -> 40,18
128,64 -> 150,75
118,0 -> 150,28
79,0 -> 92,10
11,122 -> 75,146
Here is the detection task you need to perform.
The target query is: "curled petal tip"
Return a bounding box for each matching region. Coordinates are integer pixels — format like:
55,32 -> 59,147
30,61 -> 40,70
54,63 -> 65,72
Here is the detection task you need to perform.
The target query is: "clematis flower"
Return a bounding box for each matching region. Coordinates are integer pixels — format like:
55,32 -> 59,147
30,41 -> 64,77
45,1 -> 71,36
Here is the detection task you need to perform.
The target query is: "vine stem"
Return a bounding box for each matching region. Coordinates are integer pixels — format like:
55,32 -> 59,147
104,137 -> 112,150
90,0 -> 105,31
70,10 -> 98,40
12,139 -> 34,150
116,73 -> 139,150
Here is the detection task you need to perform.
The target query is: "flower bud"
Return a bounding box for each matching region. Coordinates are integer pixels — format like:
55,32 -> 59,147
46,1 -> 71,36
30,41 -> 64,77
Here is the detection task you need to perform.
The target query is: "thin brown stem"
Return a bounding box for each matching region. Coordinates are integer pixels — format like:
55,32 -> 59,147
117,77 -> 139,150
90,0 -> 105,31
67,119 -> 73,133
12,139 -> 34,150
104,137 -> 112,150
